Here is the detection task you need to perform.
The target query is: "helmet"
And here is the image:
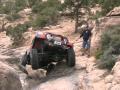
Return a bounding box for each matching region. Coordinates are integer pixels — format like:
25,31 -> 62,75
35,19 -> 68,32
35,31 -> 44,38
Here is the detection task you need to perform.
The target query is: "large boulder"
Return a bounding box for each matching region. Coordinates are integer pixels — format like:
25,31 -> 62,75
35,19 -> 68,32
103,60 -> 120,89
26,65 -> 46,79
107,6 -> 120,16
112,60 -> 120,84
0,61 -> 22,90
18,8 -> 32,17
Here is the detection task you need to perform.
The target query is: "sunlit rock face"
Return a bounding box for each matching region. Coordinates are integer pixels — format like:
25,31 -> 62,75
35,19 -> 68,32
107,6 -> 120,16
0,61 -> 22,90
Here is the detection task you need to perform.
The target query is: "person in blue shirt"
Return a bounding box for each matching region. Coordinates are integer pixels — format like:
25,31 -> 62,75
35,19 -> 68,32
80,24 -> 92,57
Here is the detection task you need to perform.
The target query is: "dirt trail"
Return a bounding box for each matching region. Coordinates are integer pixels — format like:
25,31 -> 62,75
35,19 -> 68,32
0,20 -> 106,90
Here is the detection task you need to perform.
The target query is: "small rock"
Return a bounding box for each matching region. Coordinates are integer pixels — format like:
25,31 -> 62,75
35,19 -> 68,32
107,6 -> 120,16
111,84 -> 120,90
24,8 -> 32,15
75,64 -> 86,70
112,61 -> 120,74
112,81 -> 117,86
43,26 -> 50,30
56,25 -> 63,28
93,80 -> 106,90
86,62 -> 95,73
106,83 -> 112,90
87,69 -> 107,82
26,65 -> 47,79
0,61 -> 22,90
112,61 -> 120,84
105,75 -> 113,83
113,76 -> 120,84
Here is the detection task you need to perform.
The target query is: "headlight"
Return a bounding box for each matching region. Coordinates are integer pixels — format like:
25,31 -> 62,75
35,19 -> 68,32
63,38 -> 68,44
46,34 -> 53,41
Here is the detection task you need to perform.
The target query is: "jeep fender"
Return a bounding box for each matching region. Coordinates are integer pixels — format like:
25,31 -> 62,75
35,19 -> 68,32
67,43 -> 73,48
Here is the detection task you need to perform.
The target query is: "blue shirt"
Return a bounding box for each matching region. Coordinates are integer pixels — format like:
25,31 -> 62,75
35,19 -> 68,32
80,29 -> 92,41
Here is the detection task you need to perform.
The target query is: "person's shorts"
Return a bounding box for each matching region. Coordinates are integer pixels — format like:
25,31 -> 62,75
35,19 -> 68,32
82,40 -> 90,49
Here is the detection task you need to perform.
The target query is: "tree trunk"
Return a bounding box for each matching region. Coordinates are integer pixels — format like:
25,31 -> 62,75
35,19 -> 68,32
74,5 -> 79,33
26,0 -> 30,7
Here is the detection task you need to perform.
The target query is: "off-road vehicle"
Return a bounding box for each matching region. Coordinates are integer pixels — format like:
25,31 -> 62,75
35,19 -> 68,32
19,32 -> 75,73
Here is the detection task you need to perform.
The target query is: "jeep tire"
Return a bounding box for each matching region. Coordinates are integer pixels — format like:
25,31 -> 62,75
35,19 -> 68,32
66,48 -> 75,67
30,49 -> 39,69
20,52 -> 28,66
19,52 -> 28,74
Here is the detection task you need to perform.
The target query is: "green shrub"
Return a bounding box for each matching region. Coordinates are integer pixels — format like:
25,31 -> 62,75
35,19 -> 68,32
0,1 -> 15,14
6,23 -> 30,46
98,47 -> 117,70
32,8 -> 59,28
96,25 -> 120,70
28,0 -> 41,7
32,0 -> 61,13
32,15 -> 49,28
0,0 -> 27,14
90,11 -> 103,20
6,13 -> 21,21
95,49 -> 103,59
32,0 -> 61,28
40,7 -> 59,23
32,1 -> 46,13
14,0 -> 27,12
101,0 -> 120,15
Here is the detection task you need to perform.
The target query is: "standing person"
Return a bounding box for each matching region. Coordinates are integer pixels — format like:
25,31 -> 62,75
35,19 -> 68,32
80,24 -> 92,57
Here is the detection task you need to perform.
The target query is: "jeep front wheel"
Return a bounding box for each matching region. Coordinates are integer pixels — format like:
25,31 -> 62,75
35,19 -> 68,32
66,48 -> 75,67
30,49 -> 39,69
19,52 -> 28,74
19,52 -> 28,66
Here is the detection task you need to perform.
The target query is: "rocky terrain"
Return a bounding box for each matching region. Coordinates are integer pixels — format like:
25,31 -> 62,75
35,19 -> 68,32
0,7 -> 120,90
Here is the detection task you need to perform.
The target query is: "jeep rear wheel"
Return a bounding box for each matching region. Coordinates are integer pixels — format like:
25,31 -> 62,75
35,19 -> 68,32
66,48 -> 75,67
30,49 -> 39,69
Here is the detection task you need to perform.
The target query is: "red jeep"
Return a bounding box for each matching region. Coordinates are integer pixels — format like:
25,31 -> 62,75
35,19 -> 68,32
19,32 -> 75,73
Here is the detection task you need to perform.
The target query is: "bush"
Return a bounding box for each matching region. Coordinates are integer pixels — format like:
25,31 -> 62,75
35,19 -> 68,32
0,0 -> 27,14
14,0 -> 27,12
101,0 -> 120,15
40,7 -> 59,23
6,23 -> 30,46
6,13 -> 21,21
90,11 -> 103,20
32,0 -> 62,13
0,1 -> 15,14
32,15 -> 49,28
28,0 -> 40,7
32,8 -> 59,28
32,0 -> 61,28
95,49 -> 103,59
96,25 -> 120,70
98,47 -> 117,70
